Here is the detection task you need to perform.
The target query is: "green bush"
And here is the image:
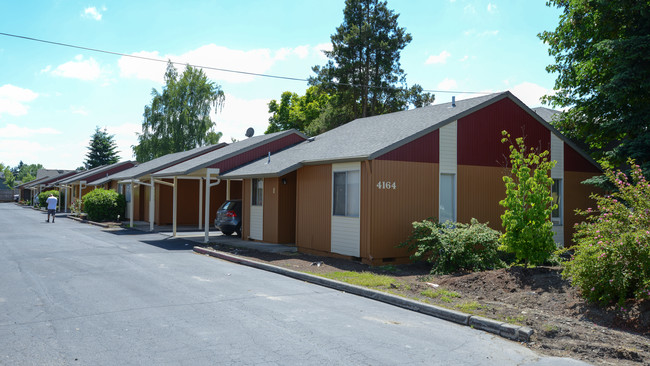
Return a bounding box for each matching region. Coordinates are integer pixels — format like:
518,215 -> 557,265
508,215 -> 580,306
37,190 -> 60,208
400,218 -> 505,274
562,160 -> 650,305
82,188 -> 126,222
499,130 -> 557,266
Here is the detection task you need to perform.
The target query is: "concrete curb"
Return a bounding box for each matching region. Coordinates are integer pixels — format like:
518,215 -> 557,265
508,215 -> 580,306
193,246 -> 534,342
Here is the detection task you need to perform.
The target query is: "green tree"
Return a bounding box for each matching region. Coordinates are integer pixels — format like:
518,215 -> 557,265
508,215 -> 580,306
306,0 -> 433,132
84,126 -> 120,169
3,168 -> 15,189
499,131 -> 557,266
133,61 -> 225,162
265,86 -> 331,134
539,0 -> 650,175
12,161 -> 41,184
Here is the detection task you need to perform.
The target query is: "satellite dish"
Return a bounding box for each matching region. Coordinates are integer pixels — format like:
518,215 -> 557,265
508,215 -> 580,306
245,127 -> 254,138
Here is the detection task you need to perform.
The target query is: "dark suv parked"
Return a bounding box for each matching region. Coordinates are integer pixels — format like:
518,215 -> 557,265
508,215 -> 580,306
214,199 -> 242,236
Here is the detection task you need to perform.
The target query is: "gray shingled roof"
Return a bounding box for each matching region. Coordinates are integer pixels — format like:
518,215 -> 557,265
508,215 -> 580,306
532,107 -> 562,123
222,92 -> 599,179
90,143 -> 227,185
57,161 -> 133,185
151,130 -> 306,177
222,92 -> 508,179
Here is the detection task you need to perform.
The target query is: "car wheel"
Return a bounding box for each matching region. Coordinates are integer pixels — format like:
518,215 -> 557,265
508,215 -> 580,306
221,230 -> 233,236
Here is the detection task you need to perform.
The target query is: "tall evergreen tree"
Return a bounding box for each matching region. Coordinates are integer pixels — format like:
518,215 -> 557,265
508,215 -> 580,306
84,126 -> 120,169
133,61 -> 225,162
306,0 -> 434,133
539,0 -> 650,175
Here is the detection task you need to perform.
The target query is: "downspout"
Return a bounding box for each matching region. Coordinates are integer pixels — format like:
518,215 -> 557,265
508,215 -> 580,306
149,177 -> 155,232
198,178 -> 203,230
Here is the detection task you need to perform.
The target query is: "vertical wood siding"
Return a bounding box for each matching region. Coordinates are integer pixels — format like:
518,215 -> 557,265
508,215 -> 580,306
564,144 -> 601,173
296,165 -> 332,253
365,160 -> 438,263
376,129 -> 439,163
457,165 -> 506,230
564,171 -> 601,245
277,172 -> 297,244
263,177 -> 279,243
458,98 -> 551,167
209,134 -> 306,173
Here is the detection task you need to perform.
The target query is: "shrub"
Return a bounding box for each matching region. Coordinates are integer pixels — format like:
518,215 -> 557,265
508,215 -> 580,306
82,188 -> 125,222
37,190 -> 60,208
562,160 -> 650,305
499,130 -> 557,266
400,218 -> 504,274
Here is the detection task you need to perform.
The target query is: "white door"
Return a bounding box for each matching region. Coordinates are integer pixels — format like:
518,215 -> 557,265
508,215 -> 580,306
249,178 -> 264,240
331,163 -> 360,257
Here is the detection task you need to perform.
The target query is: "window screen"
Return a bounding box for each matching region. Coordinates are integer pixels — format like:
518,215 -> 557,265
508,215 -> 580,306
333,170 -> 360,217
252,178 -> 263,206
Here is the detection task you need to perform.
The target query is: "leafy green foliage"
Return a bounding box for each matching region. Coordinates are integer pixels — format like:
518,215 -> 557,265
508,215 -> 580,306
37,190 -> 59,208
82,188 -> 126,222
9,161 -> 41,184
561,160 -> 650,305
84,126 -> 120,169
400,218 -> 504,275
133,61 -> 225,162
499,131 -> 557,266
2,167 -> 15,189
265,86 -> 331,134
539,0 -> 650,175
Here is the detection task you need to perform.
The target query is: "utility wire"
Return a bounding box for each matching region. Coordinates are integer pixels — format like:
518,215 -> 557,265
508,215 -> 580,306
0,32 -> 490,95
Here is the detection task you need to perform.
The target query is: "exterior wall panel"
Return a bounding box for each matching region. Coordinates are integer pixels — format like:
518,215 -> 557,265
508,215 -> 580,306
564,171 -> 601,245
209,134 -> 306,173
458,98 -> 551,167
565,144 -> 601,173
242,180 -> 251,239
277,172 -> 297,244
377,129 -> 439,163
457,165 -> 507,230
263,177 -> 279,243
296,165 -> 332,254
365,160 -> 438,264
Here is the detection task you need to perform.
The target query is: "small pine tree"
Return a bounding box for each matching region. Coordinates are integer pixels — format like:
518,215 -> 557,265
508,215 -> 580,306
499,130 -> 557,266
84,126 -> 120,169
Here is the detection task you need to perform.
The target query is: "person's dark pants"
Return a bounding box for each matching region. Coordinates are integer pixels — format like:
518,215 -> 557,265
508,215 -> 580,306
47,209 -> 55,222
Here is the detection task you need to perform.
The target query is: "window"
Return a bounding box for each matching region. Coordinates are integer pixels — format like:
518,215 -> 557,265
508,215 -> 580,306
551,179 -> 562,225
251,178 -> 263,206
439,173 -> 456,222
333,170 -> 360,217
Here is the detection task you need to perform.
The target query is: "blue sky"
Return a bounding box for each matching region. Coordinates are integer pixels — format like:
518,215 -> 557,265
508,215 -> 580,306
0,0 -> 562,170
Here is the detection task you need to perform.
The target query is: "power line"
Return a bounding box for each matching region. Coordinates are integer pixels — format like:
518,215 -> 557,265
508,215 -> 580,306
0,31 -> 490,95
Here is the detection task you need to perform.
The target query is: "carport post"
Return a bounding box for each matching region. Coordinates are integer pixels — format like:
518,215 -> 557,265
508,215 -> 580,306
129,180 -> 135,228
204,168 -> 220,243
149,177 -> 155,232
198,178 -> 203,230
173,177 -> 178,237
226,179 -> 231,200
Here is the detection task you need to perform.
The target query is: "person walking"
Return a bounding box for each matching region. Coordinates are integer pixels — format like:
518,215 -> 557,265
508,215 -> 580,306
46,193 -> 58,223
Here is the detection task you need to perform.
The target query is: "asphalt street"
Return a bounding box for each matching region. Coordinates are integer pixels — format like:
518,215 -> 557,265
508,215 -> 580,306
0,203 -> 589,366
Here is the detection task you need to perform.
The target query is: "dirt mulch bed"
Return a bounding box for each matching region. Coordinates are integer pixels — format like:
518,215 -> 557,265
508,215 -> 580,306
203,243 -> 649,366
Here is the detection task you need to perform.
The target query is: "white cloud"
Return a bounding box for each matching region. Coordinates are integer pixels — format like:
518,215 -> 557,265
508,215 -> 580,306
487,3 -> 498,13
464,4 -> 476,14
0,123 -> 61,138
118,51 -> 166,83
51,55 -> 103,81
425,50 -> 451,65
314,43 -> 332,60
212,93 -> 271,142
0,139 -> 49,167
82,6 -> 105,21
106,123 -> 141,161
0,85 -> 38,118
70,106 -> 89,116
437,78 -> 458,91
509,82 -> 554,108
459,55 -> 469,62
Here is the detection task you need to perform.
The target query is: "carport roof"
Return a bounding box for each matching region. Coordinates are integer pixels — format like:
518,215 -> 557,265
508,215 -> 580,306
151,130 -> 307,177
90,142 -> 227,185
56,161 -> 134,185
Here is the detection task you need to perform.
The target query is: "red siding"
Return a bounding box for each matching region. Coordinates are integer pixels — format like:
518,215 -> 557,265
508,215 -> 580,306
209,133 -> 305,173
564,144 -> 601,173
458,98 -> 551,167
84,162 -> 137,184
377,129 -> 439,163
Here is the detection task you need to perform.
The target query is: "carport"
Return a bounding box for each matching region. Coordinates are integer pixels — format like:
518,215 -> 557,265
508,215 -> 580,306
150,129 -> 307,243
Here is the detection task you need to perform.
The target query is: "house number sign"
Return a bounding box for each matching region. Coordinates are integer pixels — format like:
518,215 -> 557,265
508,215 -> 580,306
376,181 -> 397,190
